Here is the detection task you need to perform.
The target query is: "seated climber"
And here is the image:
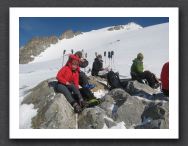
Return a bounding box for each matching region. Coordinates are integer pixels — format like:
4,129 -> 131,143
67,51 -> 95,90
91,54 -> 109,78
160,62 -> 169,96
130,53 -> 159,89
56,56 -> 84,113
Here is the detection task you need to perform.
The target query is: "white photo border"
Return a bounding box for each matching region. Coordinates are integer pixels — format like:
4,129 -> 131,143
9,7 -> 179,139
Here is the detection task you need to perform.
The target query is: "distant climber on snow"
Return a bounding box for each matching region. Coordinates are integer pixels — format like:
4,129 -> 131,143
130,53 -> 160,89
160,62 -> 169,96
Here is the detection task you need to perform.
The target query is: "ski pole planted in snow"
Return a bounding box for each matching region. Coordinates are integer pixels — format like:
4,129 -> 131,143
71,49 -> 74,54
62,50 -> 66,66
108,51 -> 111,67
95,52 -> 98,57
104,51 -> 106,65
111,51 -> 114,69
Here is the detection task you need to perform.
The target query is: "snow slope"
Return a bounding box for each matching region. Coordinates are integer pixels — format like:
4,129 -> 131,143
19,22 -> 169,128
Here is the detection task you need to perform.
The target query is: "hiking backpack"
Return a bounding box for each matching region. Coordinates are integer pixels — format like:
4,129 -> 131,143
107,71 -> 122,89
144,71 -> 160,89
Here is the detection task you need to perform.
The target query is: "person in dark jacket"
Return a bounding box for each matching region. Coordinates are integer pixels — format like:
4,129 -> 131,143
91,54 -> 109,78
160,62 -> 169,96
130,53 -> 159,89
56,56 -> 84,113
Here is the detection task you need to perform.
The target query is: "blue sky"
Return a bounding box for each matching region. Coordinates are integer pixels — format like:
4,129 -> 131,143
19,17 -> 169,47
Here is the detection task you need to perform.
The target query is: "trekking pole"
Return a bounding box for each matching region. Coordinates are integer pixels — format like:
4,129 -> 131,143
95,52 -> 98,57
104,51 -> 106,66
108,51 -> 111,68
62,50 -> 66,66
111,51 -> 114,70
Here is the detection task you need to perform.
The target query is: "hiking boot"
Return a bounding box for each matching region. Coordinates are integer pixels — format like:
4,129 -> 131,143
72,103 -> 82,113
87,99 -> 101,107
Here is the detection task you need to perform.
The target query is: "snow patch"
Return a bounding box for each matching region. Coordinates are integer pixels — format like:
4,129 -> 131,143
110,121 -> 127,129
19,104 -> 37,129
93,90 -> 108,99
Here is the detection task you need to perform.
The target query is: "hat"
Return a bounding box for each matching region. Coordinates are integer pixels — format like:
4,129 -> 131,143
74,51 -> 82,58
137,53 -> 144,60
97,54 -> 102,58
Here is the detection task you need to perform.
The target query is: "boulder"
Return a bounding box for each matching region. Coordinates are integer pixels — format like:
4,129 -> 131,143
22,78 -> 77,129
116,96 -> 146,128
125,80 -> 158,99
78,107 -> 106,129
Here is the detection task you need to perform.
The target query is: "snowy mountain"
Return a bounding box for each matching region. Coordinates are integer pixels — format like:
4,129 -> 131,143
19,22 -> 169,128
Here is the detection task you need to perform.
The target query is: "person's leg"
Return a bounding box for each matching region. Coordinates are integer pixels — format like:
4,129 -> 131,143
56,83 -> 75,104
79,88 -> 96,101
79,71 -> 95,89
79,71 -> 89,87
66,84 -> 83,100
57,83 -> 82,113
135,72 -> 146,83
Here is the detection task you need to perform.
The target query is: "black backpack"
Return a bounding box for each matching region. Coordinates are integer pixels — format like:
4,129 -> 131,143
107,71 -> 122,89
144,71 -> 160,89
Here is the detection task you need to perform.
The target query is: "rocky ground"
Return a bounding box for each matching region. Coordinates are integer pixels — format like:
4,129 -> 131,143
22,76 -> 169,129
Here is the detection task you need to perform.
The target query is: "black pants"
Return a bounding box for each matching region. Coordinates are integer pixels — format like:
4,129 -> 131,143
131,71 -> 157,87
79,71 -> 89,87
56,83 -> 82,104
131,72 -> 146,83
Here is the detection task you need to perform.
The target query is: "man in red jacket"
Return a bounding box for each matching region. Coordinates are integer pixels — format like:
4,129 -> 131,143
160,62 -> 169,96
56,56 -> 84,113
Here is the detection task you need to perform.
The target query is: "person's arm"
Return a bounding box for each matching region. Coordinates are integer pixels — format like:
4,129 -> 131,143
56,67 -> 68,85
73,72 -> 79,89
136,61 -> 144,73
79,59 -> 89,68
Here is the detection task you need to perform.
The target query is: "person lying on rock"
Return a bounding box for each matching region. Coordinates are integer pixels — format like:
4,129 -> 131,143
130,53 -> 160,89
56,56 -> 84,113
66,51 -> 95,90
91,54 -> 109,78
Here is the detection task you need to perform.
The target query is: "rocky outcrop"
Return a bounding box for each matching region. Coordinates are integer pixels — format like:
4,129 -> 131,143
108,25 -> 124,31
22,78 -> 77,129
108,22 -> 143,32
59,30 -> 83,40
19,29 -> 82,64
19,36 -> 58,64
21,76 -> 169,129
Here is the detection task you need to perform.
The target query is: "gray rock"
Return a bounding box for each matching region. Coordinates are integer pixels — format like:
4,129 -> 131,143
22,78 -> 77,129
33,94 -> 76,129
78,107 -> 106,129
99,95 -> 114,117
135,119 -> 164,129
116,96 -> 146,128
125,80 -> 158,99
19,36 -> 58,64
60,30 -> 74,39
108,88 -> 130,107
